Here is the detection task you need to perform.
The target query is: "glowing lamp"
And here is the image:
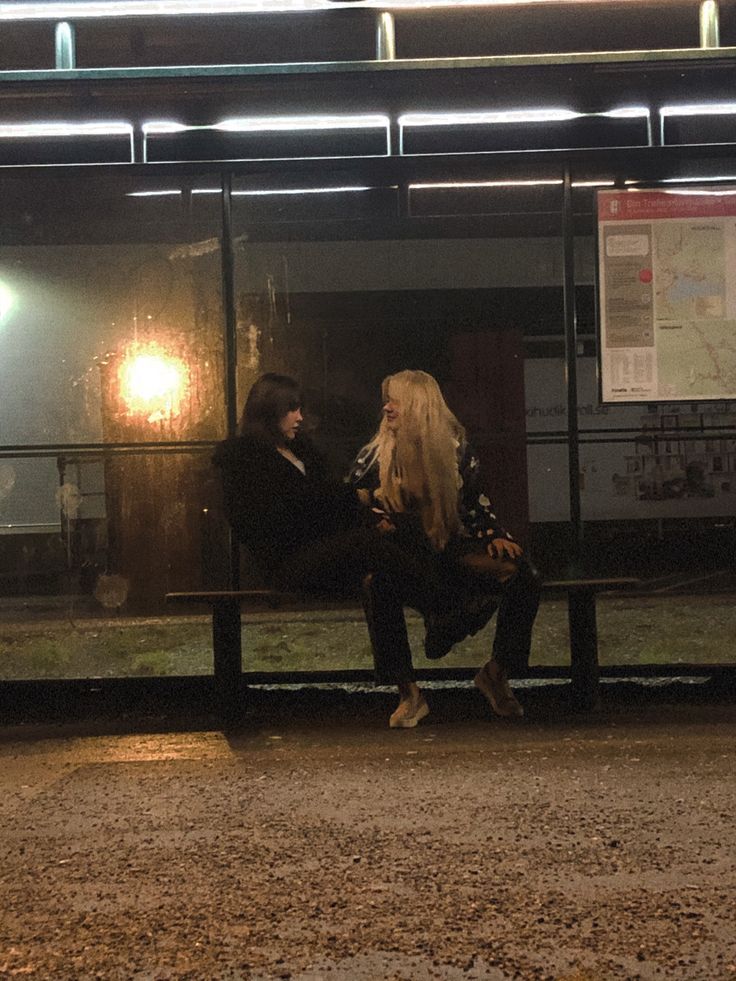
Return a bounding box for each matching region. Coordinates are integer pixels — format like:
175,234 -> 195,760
119,346 -> 188,423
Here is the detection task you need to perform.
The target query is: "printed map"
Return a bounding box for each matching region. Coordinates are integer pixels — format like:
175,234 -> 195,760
653,223 -> 736,398
657,319 -> 736,400
654,224 -> 725,322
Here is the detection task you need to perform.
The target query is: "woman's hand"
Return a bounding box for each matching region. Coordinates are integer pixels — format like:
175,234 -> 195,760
485,537 -> 522,582
461,535 -> 523,583
356,487 -> 396,532
487,537 -> 523,563
372,508 -> 396,534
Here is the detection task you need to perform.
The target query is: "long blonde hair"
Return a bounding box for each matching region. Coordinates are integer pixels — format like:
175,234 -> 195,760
361,370 -> 465,550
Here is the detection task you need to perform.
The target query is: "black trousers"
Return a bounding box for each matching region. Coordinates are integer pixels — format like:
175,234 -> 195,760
366,552 -> 541,686
453,556 -> 541,671
273,528 -> 444,682
274,528 -> 540,687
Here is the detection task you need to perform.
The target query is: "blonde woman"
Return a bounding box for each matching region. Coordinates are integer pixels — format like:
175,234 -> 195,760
351,369 -> 541,727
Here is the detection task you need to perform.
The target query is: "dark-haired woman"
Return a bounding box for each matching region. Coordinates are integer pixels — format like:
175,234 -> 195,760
213,372 -> 454,728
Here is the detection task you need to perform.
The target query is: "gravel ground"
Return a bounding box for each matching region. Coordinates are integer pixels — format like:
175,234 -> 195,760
1,693 -> 735,981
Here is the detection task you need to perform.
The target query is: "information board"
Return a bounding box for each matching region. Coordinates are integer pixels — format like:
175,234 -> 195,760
597,186 -> 736,402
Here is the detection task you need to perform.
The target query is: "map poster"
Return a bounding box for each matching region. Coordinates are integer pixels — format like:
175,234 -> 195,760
597,186 -> 736,403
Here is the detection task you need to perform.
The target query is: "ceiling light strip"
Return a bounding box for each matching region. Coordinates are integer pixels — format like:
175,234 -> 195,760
0,122 -> 133,137
127,185 -> 376,197
0,0 -> 645,22
143,115 -> 389,135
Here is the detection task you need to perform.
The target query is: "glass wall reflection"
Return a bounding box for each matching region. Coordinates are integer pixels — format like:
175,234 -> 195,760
571,176 -> 736,581
0,446 -> 229,680
0,174 -> 229,678
0,174 -> 225,447
230,170 -> 566,664
11,164 -> 728,680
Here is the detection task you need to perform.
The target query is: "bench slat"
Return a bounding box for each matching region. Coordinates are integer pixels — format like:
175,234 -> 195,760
166,578 -> 641,605
543,578 -> 640,590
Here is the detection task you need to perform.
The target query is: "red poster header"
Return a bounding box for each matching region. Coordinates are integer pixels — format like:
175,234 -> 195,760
598,187 -> 736,221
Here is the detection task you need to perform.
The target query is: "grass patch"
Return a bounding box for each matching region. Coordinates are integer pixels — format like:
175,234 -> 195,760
0,594 -> 734,680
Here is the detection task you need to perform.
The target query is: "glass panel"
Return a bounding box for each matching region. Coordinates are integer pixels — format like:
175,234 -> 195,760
525,357 -> 572,524
0,448 -> 228,680
0,171 -> 230,681
573,176 -> 736,582
230,167 -> 565,667
0,173 -> 225,445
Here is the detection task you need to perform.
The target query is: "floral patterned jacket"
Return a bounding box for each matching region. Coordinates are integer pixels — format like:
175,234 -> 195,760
348,438 -> 515,549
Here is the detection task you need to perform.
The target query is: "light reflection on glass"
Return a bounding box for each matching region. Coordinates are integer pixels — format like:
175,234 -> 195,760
119,343 -> 188,424
0,280 -> 15,324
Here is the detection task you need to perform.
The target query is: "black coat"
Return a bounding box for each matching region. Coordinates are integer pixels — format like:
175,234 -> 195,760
212,432 -> 360,576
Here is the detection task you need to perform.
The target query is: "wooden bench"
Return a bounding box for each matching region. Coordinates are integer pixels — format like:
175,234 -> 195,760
166,577 -> 640,721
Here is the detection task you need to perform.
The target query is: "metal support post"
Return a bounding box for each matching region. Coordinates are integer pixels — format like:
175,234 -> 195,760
220,172 -> 241,590
212,598 -> 243,723
54,22 -> 76,70
376,12 -> 396,60
699,0 -> 720,47
568,589 -> 601,710
562,165 -> 584,574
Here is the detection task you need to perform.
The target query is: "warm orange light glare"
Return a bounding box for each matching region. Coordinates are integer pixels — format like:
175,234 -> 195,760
120,348 -> 187,422
126,354 -> 179,401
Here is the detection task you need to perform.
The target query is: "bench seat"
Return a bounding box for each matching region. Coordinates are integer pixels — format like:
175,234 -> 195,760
166,577 -> 640,721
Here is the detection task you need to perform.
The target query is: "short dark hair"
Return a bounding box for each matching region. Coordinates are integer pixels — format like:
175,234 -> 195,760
239,373 -> 302,445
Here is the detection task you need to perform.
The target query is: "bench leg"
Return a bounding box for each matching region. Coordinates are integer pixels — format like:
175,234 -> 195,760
212,598 -> 244,723
567,588 -> 601,711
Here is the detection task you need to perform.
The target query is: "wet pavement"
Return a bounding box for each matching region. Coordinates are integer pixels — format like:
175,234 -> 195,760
1,685 -> 735,980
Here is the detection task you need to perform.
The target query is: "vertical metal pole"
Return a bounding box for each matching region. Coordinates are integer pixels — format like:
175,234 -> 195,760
376,12 -> 396,60
568,589 -> 601,711
699,0 -> 720,47
221,172 -> 238,440
220,171 -> 240,589
562,165 -> 583,572
645,110 -> 655,148
212,599 -> 243,724
377,11 -> 399,152
398,183 -> 410,218
55,22 -> 76,69
132,128 -> 144,164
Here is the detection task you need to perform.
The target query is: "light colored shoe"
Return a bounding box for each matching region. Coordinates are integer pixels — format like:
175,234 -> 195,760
474,662 -> 524,718
389,695 -> 430,729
